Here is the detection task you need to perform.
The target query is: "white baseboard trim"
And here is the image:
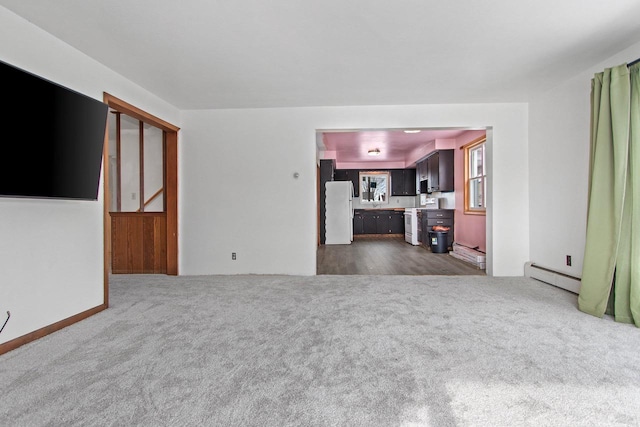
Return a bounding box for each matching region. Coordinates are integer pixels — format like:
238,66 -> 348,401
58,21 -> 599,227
524,262 -> 581,294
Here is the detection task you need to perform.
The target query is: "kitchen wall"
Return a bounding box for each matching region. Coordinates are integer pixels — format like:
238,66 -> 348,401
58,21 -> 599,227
431,192 -> 456,209
352,195 -> 416,210
0,7 -> 180,345
528,39 -> 640,279
454,130 -> 487,252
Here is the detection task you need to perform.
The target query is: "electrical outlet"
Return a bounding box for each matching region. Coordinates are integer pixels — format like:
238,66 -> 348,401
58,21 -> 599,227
232,252 -> 236,260
566,255 -> 572,266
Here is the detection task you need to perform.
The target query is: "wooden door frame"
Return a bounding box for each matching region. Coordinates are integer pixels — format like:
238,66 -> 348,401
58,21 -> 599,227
103,93 -> 180,306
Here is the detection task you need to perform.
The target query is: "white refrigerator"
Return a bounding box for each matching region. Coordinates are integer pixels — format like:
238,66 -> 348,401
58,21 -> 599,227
325,181 -> 354,244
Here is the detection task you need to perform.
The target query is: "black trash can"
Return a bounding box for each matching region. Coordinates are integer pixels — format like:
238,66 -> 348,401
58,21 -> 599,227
429,231 -> 448,253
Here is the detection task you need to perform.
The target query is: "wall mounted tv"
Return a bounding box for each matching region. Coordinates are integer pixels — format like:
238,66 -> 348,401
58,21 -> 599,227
0,59 -> 108,201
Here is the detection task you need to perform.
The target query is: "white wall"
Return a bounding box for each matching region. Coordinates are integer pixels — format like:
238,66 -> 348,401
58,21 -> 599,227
180,104 -> 529,276
0,7 -> 180,345
0,3 -> 534,347
528,40 -> 640,278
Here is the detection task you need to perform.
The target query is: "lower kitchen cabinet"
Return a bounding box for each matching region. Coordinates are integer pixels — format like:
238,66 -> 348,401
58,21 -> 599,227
375,214 -> 390,234
354,210 -> 405,235
421,209 -> 454,250
389,211 -> 404,233
353,212 -> 365,234
362,213 -> 378,234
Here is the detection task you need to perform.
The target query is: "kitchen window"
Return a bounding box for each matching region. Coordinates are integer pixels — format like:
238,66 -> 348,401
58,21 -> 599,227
359,171 -> 389,204
464,136 -> 486,214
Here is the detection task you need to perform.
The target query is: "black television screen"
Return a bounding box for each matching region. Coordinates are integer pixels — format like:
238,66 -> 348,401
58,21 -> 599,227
0,60 -> 108,201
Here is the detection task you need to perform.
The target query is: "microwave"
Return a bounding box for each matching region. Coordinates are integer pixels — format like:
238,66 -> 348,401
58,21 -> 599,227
419,180 -> 429,193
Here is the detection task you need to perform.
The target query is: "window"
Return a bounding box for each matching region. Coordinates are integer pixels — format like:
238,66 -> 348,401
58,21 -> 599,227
359,171 -> 389,204
108,111 -> 165,213
464,136 -> 486,214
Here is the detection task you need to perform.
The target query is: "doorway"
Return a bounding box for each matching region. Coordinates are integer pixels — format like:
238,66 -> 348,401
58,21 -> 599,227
316,127 -> 488,275
102,94 -> 180,300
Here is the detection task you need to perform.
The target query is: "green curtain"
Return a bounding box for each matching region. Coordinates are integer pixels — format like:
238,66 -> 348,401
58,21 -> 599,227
579,63 -> 640,326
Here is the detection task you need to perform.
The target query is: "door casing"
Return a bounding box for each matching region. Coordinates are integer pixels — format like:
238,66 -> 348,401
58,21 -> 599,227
102,93 -> 180,306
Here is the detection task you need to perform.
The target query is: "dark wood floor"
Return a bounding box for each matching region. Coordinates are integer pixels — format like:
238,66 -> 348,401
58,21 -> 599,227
317,235 -> 486,276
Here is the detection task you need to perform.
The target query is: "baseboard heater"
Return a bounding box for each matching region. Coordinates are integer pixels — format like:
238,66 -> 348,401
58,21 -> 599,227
524,262 -> 581,294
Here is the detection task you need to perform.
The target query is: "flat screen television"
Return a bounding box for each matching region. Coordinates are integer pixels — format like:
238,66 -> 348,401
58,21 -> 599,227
0,59 -> 108,201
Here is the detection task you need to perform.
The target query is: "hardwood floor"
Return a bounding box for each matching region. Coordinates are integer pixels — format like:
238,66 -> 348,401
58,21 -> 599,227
317,235 -> 486,276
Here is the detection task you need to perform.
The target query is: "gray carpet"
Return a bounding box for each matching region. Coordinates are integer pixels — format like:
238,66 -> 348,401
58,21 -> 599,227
1,274 -> 639,426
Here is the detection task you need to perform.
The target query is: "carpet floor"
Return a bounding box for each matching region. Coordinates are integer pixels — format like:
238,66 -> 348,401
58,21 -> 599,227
1,274 -> 639,426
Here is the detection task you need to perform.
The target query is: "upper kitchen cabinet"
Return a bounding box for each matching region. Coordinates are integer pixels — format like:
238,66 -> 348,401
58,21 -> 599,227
418,149 -> 454,193
390,169 -> 416,196
437,149 -> 454,192
417,159 -> 428,182
427,153 -> 440,191
334,169 -> 360,197
333,169 -> 347,181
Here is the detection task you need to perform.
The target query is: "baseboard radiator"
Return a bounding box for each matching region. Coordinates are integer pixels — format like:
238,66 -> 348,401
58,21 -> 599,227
524,262 -> 581,294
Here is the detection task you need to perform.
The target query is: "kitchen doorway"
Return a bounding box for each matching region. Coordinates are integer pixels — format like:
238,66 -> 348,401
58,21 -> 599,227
316,127 -> 488,275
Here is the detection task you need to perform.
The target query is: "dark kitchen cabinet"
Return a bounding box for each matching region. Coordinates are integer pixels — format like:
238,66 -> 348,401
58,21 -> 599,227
334,169 -> 360,197
353,212 -> 365,235
404,169 -> 417,195
421,209 -> 454,250
319,159 -> 335,244
389,211 -> 404,233
434,150 -> 454,192
362,212 -> 378,234
427,153 -> 440,191
355,210 -> 405,235
417,159 -> 428,182
333,169 -> 347,181
375,214 -> 390,234
418,150 -> 454,193
391,169 -> 416,196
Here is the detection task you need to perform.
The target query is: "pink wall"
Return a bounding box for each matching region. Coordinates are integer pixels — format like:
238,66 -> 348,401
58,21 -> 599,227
454,130 -> 487,252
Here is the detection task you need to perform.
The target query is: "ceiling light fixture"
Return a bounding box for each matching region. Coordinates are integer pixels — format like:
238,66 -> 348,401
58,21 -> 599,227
404,129 -> 421,133
368,148 -> 381,156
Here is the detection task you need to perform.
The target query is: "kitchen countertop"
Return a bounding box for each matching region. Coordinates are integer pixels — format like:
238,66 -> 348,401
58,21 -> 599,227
354,208 -> 408,211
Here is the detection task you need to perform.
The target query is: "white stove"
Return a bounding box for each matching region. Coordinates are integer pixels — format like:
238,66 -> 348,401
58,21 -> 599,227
404,208 -> 420,245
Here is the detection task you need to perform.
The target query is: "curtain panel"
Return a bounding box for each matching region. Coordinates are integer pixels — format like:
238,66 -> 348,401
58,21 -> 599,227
579,63 -> 640,326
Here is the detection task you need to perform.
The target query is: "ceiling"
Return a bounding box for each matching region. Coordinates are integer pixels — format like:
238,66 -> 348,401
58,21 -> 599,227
1,0 -> 640,111
321,128 -> 471,167
2,1 -> 639,165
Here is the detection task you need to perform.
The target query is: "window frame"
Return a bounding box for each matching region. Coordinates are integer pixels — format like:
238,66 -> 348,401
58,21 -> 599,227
463,136 -> 486,215
358,171 -> 390,205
